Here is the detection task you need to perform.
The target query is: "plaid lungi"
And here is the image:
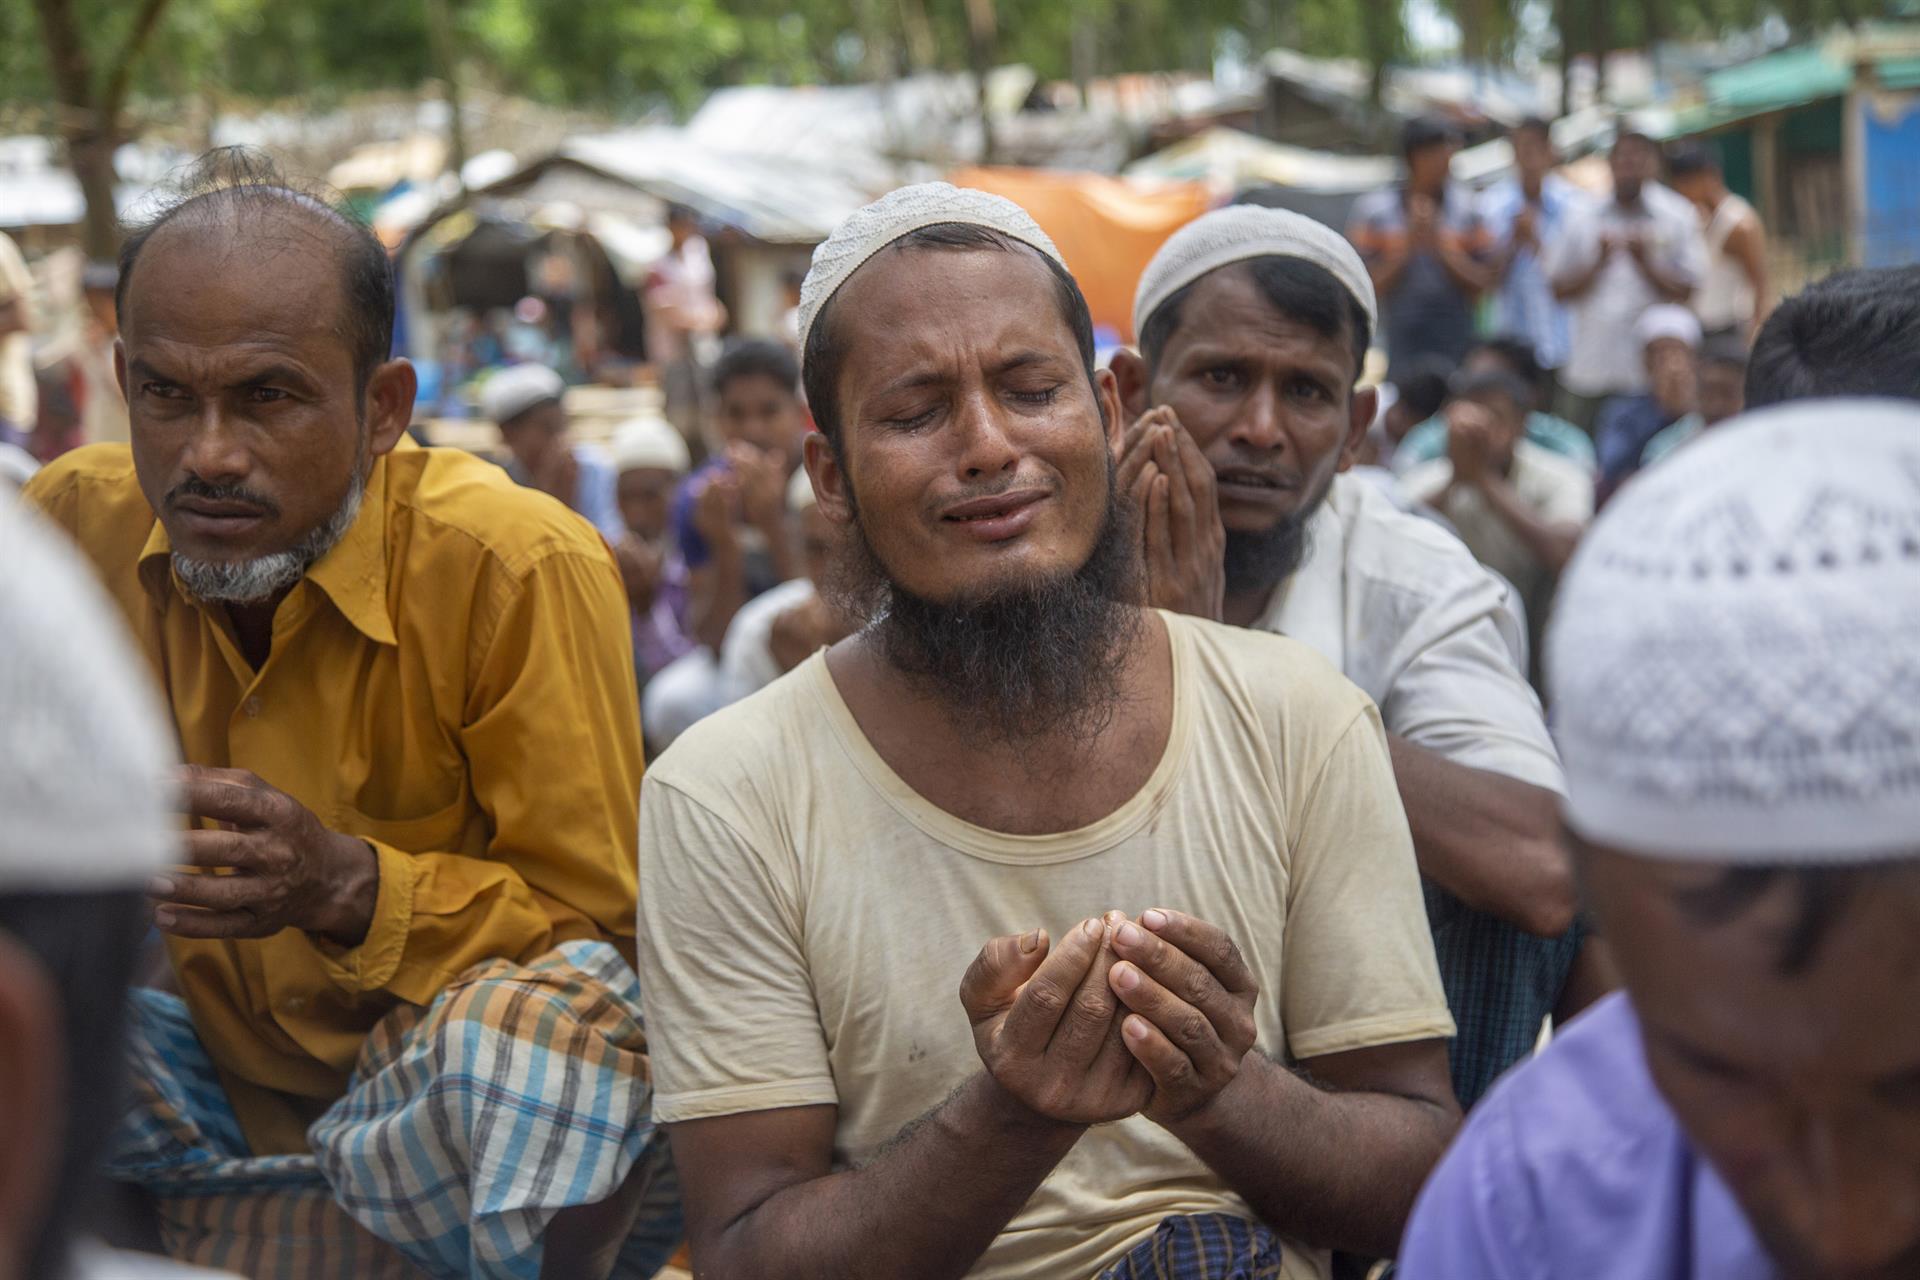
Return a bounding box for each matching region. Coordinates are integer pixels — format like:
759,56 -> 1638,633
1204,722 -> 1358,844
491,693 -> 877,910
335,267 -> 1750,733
1098,1213 -> 1286,1280
108,940 -> 682,1280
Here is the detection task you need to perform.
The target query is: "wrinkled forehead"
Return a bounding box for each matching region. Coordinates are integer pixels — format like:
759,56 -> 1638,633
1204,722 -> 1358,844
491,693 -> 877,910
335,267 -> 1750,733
830,238 -> 1076,365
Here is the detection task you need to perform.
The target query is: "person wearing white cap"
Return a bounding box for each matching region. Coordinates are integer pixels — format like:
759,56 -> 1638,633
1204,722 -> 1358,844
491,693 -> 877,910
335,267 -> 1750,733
0,501 -> 236,1280
479,361 -> 626,542
713,464 -> 852,701
607,406 -> 697,693
1589,301 -> 1704,501
636,182 -> 1457,1280
1113,204 -> 1595,1112
1400,400 -> 1920,1280
23,153 -> 676,1277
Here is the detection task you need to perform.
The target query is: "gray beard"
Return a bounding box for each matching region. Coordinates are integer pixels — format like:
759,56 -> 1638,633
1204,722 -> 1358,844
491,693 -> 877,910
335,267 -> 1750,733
173,470 -> 366,605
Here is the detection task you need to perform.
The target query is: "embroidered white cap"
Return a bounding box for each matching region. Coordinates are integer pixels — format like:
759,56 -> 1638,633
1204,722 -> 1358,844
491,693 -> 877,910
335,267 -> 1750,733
480,363 -> 565,427
1132,205 -> 1378,343
608,411 -> 691,476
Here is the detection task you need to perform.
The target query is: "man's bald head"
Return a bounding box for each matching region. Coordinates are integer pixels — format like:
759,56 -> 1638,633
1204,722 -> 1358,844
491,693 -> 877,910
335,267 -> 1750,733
117,149 -> 394,391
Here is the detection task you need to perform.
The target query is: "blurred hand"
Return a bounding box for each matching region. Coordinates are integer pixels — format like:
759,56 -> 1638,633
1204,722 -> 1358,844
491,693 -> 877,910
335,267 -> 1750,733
1115,407 -> 1225,621
1408,194 -> 1440,247
1108,909 -> 1260,1128
692,470 -> 742,554
615,535 -> 665,612
731,444 -> 789,533
1511,206 -> 1539,249
1446,400 -> 1498,488
530,445 -> 581,507
961,912 -> 1153,1128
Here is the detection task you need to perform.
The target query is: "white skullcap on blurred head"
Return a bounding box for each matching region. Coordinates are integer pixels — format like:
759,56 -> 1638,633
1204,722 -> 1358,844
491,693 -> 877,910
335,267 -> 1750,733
0,501 -> 176,890
1133,205 -> 1378,345
1547,399 -> 1920,863
608,411 -> 690,476
480,363 -> 564,426
787,466 -> 818,513
1633,303 -> 1703,352
797,182 -> 1066,361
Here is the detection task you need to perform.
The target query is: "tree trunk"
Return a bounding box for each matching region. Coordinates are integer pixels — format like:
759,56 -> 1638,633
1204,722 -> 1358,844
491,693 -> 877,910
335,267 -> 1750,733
1360,0 -> 1397,108
1588,0 -> 1609,107
31,0 -> 175,259
965,0 -> 998,165
423,0 -> 468,186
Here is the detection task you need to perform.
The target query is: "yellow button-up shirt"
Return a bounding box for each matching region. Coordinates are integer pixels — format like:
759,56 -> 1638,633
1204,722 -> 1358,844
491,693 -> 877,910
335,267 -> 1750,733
26,440 -> 644,1154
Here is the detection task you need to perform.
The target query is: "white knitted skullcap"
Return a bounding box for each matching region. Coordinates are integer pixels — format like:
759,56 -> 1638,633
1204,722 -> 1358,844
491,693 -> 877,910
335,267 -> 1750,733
796,182 -> 1066,361
0,500 -> 177,889
1547,399 -> 1920,863
481,363 -> 564,426
1132,205 -> 1378,343
608,411 -> 691,476
787,465 -> 817,514
1634,303 -> 1703,352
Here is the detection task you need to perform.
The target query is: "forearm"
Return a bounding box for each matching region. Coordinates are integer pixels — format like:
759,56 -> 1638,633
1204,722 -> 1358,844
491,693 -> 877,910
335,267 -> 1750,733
696,1074 -> 1081,1280
1172,1054 -> 1458,1258
1633,256 -> 1693,303
1476,474 -> 1582,571
1387,736 -> 1575,937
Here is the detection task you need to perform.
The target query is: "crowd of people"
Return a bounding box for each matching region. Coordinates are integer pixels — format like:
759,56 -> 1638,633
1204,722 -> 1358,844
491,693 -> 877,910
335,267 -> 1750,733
0,119 -> 1917,1280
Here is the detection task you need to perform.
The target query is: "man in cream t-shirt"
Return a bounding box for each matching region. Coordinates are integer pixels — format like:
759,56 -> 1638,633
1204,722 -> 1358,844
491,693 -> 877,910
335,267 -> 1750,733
636,185 -> 1458,1280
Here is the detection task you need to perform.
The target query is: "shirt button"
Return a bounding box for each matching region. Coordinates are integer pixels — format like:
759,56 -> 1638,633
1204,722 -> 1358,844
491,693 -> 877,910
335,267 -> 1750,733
243,696 -> 263,718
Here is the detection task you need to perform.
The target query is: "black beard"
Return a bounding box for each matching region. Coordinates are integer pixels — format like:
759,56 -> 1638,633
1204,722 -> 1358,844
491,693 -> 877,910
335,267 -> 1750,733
832,474 -> 1143,750
1222,494 -> 1328,599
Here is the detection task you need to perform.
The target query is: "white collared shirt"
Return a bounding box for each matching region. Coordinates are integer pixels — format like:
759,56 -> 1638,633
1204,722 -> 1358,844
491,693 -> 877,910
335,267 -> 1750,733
1257,474 -> 1565,794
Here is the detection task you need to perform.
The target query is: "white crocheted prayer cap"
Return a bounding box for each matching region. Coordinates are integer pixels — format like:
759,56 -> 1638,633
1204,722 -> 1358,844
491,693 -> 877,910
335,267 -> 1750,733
1132,205 -> 1378,343
1547,399 -> 1920,863
480,363 -> 564,426
0,500 -> 177,889
1634,303 -> 1703,352
796,182 -> 1066,359
608,411 -> 690,476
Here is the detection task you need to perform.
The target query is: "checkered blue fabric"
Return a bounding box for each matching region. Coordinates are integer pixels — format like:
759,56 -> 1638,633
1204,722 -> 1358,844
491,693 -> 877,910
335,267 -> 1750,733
108,940 -> 682,1280
1097,1213 -> 1286,1280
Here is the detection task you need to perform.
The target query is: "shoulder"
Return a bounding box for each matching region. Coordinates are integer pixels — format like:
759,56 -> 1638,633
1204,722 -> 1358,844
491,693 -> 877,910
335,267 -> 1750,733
1167,611 -> 1377,752
386,444 -> 614,579
1331,475 -> 1510,610
21,444 -> 155,563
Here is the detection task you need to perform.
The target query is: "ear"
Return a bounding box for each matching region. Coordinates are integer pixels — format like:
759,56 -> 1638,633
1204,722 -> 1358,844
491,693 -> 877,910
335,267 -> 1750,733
0,934 -> 62,1276
803,431 -> 853,528
1337,385 -> 1379,474
1093,366 -> 1126,456
362,358 -> 419,457
1108,348 -> 1151,421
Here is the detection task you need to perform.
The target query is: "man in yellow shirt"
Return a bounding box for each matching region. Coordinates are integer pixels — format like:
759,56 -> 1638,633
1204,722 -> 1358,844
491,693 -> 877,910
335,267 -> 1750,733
24,152 -> 677,1280
635,184 -> 1458,1280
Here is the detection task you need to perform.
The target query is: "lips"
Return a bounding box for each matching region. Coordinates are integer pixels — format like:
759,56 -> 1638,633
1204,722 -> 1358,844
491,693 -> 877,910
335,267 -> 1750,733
940,487 -> 1050,543
1213,466 -> 1293,493
174,499 -> 270,519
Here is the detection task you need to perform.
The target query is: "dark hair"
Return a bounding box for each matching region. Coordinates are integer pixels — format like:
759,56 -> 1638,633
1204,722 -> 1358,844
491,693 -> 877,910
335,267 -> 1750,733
1402,115 -> 1461,158
1512,116 -> 1553,145
1451,367 -> 1533,414
1139,255 -> 1373,382
711,338 -> 800,399
1746,266 -> 1920,408
117,148 -> 394,394
0,890 -> 147,1279
1669,865 -> 1905,976
1665,141 -> 1718,179
802,223 -> 1096,449
1469,334 -> 1547,402
1394,358 -> 1455,423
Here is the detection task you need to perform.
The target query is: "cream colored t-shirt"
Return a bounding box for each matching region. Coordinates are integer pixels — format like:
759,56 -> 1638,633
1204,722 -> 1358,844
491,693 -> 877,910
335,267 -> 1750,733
636,611 -> 1454,1280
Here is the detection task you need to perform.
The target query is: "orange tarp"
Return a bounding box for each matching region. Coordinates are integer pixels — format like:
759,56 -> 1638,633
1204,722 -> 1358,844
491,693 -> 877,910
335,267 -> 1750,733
948,166 -> 1213,343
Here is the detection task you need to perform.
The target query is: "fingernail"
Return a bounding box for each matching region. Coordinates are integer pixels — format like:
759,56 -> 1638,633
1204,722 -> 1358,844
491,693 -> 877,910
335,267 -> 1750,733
1117,922 -> 1145,948
148,877 -> 175,897
1113,963 -> 1140,991
1019,929 -> 1043,954
1124,1015 -> 1149,1041
1143,909 -> 1169,931
1083,917 -> 1104,939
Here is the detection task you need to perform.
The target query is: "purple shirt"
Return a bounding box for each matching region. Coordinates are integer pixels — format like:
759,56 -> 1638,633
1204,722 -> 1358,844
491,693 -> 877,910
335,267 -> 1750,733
632,554 -> 693,686
1399,993 -> 1779,1280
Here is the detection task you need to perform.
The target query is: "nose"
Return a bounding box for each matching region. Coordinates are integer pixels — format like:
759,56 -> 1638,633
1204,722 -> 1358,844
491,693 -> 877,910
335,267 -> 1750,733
177,404 -> 253,486
951,387 -> 1020,480
1227,380 -> 1285,453
1788,1118 -> 1920,1274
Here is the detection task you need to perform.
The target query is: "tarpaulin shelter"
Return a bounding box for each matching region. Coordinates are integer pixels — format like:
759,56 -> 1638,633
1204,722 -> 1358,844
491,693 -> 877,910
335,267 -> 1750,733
948,166 -> 1211,342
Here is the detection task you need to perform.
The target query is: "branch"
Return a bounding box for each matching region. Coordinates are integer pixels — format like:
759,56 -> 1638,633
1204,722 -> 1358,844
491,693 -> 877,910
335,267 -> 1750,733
101,0 -> 174,121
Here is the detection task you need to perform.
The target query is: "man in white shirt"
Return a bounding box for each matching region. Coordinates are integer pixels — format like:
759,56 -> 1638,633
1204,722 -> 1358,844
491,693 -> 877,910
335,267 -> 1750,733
1545,128 -> 1706,431
717,465 -> 851,698
1480,117 -> 1584,376
1111,205 -> 1596,1110
636,183 -> 1458,1280
1399,369 -> 1595,668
